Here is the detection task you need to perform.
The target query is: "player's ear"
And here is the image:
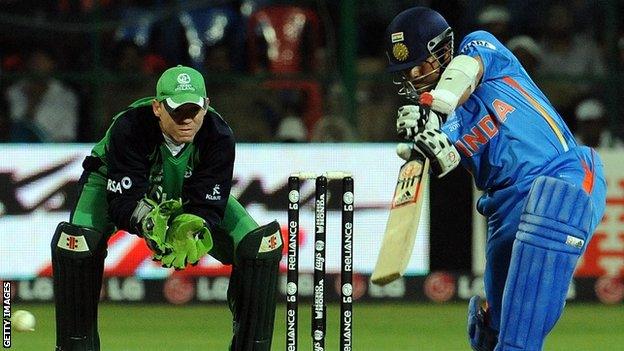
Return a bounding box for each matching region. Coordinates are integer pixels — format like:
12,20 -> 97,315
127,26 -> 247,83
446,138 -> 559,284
152,99 -> 161,118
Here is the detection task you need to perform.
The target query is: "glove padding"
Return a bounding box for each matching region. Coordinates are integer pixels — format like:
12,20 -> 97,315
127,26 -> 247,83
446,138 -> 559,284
411,129 -> 461,178
396,104 -> 445,140
157,213 -> 214,270
138,198 -> 182,256
467,296 -> 498,351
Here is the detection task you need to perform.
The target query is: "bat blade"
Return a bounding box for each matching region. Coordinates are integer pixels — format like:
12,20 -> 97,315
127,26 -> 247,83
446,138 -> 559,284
371,157 -> 429,286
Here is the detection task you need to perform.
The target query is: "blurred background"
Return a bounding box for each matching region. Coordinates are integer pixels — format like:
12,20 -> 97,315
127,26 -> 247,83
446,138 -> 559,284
0,0 -> 623,350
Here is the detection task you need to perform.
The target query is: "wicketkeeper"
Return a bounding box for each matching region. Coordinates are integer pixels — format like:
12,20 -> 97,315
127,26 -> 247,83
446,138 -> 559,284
51,65 -> 282,351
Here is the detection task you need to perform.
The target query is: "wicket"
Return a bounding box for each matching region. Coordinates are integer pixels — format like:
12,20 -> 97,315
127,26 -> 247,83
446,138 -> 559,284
287,172 -> 354,351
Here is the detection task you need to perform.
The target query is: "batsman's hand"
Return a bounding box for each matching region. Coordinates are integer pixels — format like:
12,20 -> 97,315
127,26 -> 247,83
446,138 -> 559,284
133,198 -> 183,256
158,214 -> 214,270
396,104 -> 444,140
411,129 -> 460,178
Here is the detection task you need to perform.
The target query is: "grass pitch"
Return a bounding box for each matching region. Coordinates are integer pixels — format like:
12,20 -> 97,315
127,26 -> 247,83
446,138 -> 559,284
9,302 -> 624,350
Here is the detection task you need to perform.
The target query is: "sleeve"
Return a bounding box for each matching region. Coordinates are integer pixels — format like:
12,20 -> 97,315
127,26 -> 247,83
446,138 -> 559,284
105,117 -> 151,232
183,134 -> 235,231
458,31 -> 518,82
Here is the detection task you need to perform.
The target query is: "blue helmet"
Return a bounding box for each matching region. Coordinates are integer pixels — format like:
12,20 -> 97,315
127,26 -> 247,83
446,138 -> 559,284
385,7 -> 454,101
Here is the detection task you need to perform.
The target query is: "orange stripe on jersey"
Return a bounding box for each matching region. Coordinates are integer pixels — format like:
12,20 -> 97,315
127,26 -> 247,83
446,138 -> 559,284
581,151 -> 596,194
502,77 -> 569,152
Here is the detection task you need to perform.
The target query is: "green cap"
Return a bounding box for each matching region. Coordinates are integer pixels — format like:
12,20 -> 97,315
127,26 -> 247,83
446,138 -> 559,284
156,65 -> 207,111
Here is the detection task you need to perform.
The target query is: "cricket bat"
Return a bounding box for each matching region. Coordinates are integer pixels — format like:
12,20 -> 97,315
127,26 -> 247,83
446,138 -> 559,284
371,154 -> 429,286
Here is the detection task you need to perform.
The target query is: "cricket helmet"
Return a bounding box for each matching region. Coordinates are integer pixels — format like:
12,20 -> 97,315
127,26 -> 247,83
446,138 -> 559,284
385,7 -> 454,101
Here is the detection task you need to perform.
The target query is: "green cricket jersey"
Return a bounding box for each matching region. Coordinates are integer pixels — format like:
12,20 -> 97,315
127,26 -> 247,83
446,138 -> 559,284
89,97 -> 235,233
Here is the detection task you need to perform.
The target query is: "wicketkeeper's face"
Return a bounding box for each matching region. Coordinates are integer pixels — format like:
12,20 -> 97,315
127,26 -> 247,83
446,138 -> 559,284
153,99 -> 207,144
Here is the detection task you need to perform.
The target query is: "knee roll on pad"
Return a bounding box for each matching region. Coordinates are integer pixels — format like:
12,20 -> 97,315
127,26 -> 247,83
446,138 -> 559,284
229,221 -> 283,351
51,222 -> 107,351
497,177 -> 593,351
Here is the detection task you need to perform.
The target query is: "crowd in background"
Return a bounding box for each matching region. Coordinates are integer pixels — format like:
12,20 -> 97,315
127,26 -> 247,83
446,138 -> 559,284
0,0 -> 622,149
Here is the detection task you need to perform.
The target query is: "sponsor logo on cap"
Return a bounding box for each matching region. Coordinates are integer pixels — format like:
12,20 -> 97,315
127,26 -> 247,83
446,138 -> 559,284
391,32 -> 404,43
392,43 -> 409,62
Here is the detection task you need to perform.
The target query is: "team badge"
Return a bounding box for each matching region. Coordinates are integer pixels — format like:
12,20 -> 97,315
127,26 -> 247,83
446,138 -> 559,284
177,73 -> 191,84
392,43 -> 409,62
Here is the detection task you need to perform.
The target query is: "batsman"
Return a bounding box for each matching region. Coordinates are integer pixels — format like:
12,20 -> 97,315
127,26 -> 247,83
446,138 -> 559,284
385,7 -> 607,351
51,65 -> 283,351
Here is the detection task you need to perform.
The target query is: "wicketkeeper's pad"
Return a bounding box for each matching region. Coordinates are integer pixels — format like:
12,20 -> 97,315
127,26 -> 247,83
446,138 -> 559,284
229,221 -> 283,351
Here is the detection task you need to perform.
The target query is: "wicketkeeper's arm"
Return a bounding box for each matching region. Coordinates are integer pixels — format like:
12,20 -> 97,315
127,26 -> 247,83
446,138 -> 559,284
182,133 -> 235,231
105,117 -> 152,232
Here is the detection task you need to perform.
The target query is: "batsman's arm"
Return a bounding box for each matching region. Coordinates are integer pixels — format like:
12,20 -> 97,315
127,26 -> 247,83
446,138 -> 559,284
429,55 -> 483,115
105,116 -> 152,233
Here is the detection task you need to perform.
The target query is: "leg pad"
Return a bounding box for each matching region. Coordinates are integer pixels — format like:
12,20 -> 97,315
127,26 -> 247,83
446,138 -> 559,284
229,221 -> 283,351
52,222 -> 107,351
496,177 -> 593,350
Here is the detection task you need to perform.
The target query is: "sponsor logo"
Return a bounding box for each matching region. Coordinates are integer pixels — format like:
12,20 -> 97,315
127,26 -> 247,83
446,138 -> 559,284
342,283 -> 353,297
314,281 -> 324,319
205,184 -> 221,201
286,282 -> 297,295
288,190 -> 299,203
57,232 -> 89,252
106,277 -> 145,301
163,276 -> 194,305
594,276 -> 624,304
121,176 -> 132,189
107,178 -> 130,194
460,40 -> 496,54
391,32 -> 404,43
184,169 -> 193,178
286,308 -> 297,347
259,231 -> 282,253
424,272 -> 456,303
565,235 -> 584,249
447,151 -> 458,163
343,191 -> 354,205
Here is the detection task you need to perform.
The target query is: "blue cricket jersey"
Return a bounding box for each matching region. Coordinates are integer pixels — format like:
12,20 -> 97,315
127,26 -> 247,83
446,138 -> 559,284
441,31 -> 578,194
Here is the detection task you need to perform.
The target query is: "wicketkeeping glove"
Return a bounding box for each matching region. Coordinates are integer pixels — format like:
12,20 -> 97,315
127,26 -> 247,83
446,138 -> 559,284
130,197 -> 183,256
158,214 -> 213,270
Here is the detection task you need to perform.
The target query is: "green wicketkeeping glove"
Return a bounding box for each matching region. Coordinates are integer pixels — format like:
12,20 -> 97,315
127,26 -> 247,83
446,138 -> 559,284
160,214 -> 213,270
138,198 -> 183,257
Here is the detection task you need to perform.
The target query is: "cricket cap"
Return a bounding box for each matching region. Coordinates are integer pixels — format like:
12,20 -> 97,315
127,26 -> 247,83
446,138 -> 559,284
156,65 -> 207,112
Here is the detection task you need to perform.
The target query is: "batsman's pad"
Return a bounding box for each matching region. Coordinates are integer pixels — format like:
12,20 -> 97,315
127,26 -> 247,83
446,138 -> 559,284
497,177 -> 593,351
229,221 -> 283,351
51,222 -> 108,351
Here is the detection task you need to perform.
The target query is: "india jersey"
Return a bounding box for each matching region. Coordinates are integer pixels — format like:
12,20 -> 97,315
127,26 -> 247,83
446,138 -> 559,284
441,31 -> 577,192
